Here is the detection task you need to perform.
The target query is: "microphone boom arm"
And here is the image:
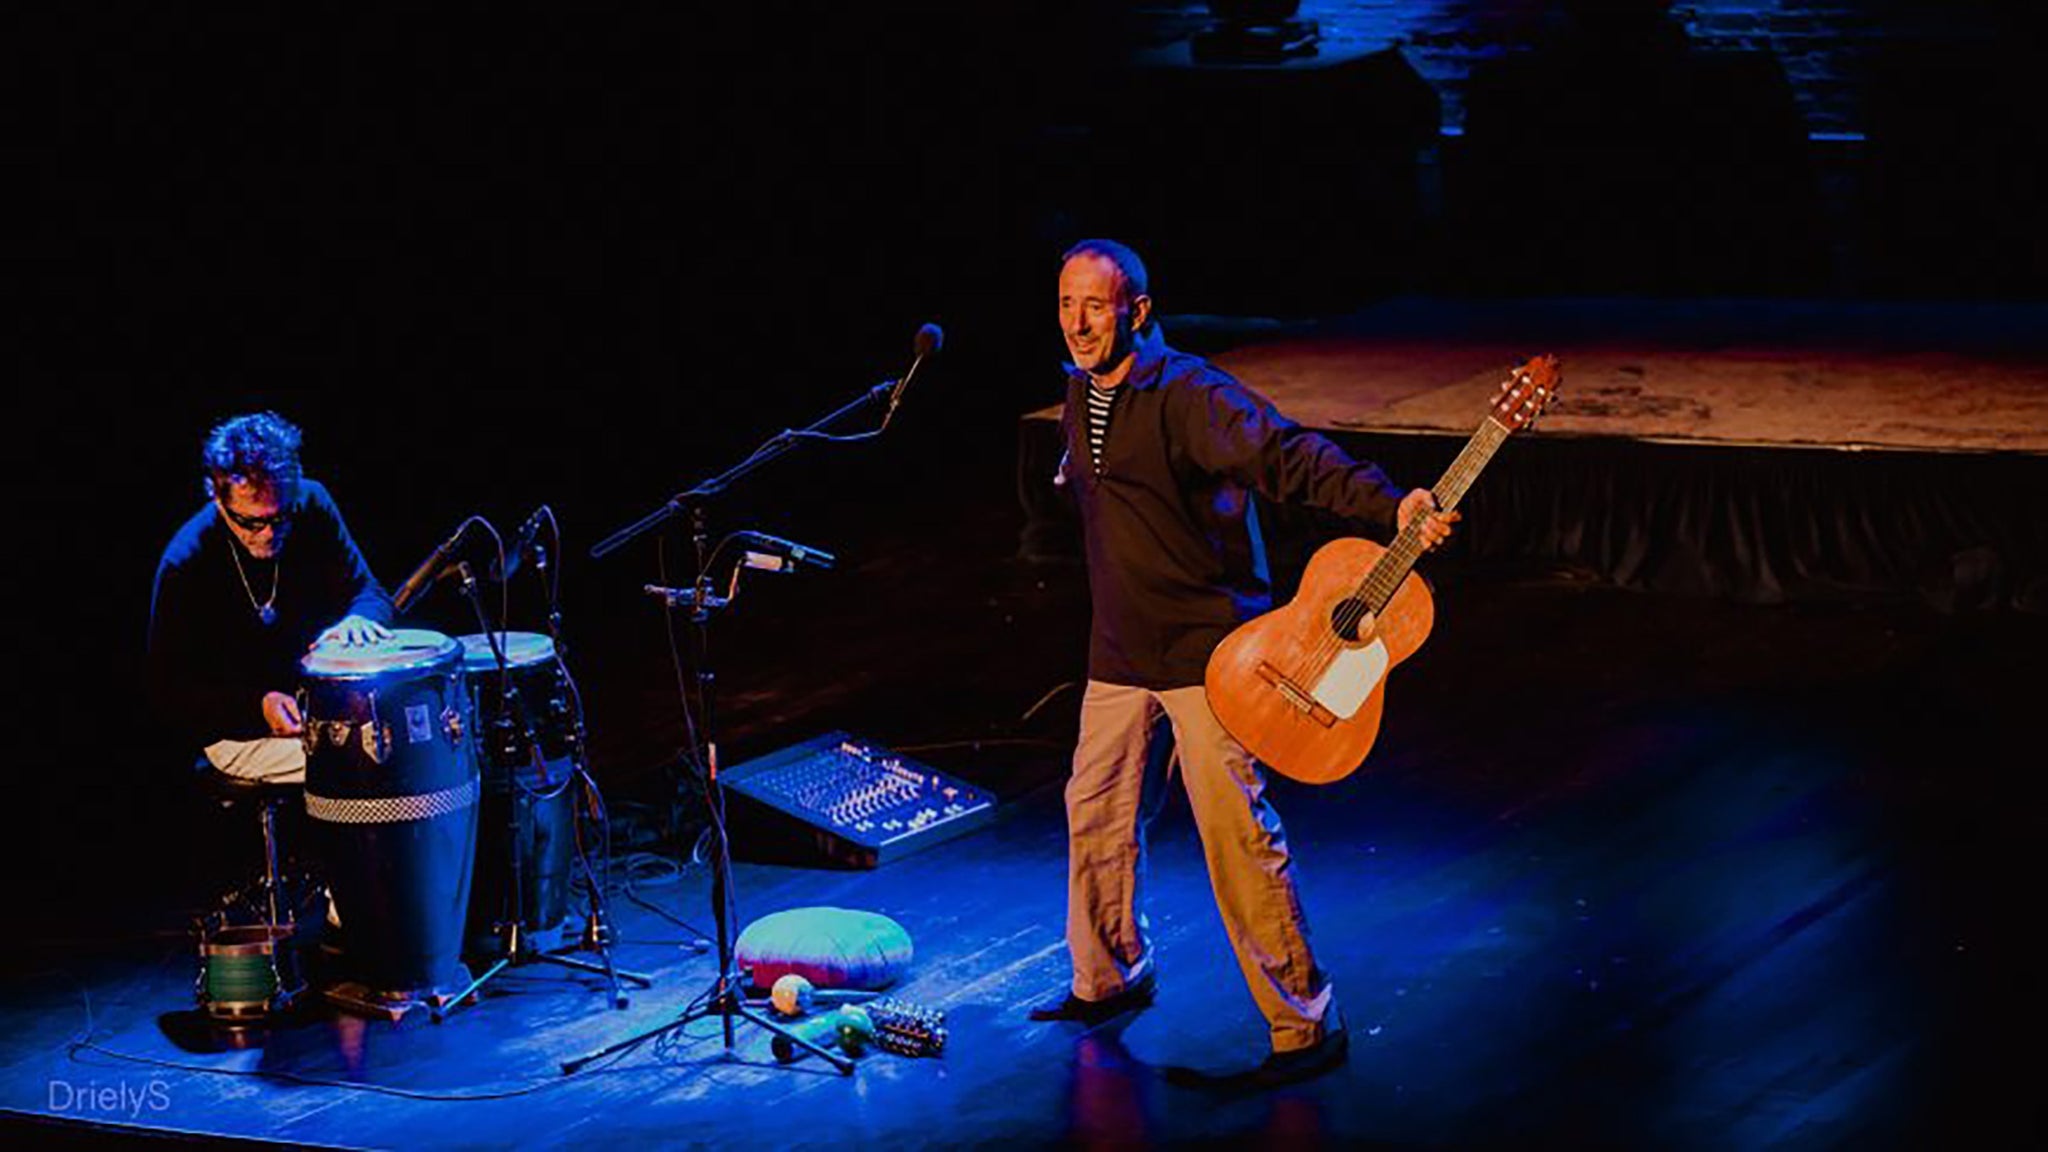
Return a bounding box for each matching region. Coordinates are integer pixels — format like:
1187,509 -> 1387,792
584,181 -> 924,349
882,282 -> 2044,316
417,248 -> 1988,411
589,377 -> 895,560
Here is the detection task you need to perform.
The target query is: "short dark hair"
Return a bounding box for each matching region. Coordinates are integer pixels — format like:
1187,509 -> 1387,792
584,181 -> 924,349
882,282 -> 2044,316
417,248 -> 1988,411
1061,238 -> 1150,308
202,411 -> 304,499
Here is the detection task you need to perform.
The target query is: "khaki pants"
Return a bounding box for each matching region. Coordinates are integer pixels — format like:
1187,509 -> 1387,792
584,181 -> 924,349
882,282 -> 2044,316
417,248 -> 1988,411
1064,680 -> 1335,1052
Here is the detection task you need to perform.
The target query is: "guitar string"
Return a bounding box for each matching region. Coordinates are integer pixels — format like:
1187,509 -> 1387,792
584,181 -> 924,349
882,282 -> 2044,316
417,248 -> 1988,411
1297,437 -> 1478,682
1311,416 -> 1505,677
1300,415 -> 1511,683
1303,427 -> 1491,678
1301,365 -> 1552,683
1323,372 -> 1546,665
1354,420 -> 1502,615
1286,365 -> 1548,683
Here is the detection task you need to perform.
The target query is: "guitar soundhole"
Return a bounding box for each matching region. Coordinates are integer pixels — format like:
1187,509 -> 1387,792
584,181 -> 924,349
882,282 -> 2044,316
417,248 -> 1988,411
1328,599 -> 1373,643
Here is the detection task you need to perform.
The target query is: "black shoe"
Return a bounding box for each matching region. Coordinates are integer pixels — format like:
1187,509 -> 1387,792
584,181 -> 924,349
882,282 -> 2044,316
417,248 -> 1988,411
1164,1024 -> 1349,1092
1028,970 -> 1157,1024
1250,1024 -> 1348,1087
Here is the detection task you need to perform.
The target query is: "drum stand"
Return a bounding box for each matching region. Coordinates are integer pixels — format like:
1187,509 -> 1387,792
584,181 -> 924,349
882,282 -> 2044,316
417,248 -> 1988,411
435,565 -> 652,1021
562,502 -> 852,1075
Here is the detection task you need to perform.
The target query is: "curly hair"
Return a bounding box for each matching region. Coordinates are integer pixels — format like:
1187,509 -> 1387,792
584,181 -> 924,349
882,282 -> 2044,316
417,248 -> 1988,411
201,411 -> 304,499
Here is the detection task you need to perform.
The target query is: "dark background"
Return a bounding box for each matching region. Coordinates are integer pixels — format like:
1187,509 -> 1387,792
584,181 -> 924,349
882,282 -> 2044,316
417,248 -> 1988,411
11,1 -> 2045,923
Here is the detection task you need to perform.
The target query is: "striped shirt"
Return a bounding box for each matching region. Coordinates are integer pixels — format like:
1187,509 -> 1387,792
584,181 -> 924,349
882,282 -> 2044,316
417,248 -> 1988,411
1085,382 -> 1117,471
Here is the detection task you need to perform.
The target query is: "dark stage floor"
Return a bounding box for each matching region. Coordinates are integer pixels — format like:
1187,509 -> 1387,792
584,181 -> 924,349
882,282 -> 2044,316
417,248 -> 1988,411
9,299 -> 2047,1147
8,537 -> 2044,1145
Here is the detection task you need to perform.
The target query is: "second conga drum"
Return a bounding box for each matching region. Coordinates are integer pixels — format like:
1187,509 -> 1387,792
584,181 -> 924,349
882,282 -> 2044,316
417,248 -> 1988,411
457,631 -> 577,953
300,629 -> 478,1009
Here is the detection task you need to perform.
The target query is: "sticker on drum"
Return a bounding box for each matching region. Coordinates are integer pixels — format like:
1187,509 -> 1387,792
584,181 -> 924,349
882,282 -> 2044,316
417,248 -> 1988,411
455,631 -> 557,672
406,703 -> 432,744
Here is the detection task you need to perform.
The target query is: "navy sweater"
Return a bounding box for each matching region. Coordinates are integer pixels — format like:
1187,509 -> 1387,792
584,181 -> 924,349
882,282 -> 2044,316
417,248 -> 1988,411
147,479 -> 393,751
1058,329 -> 1407,689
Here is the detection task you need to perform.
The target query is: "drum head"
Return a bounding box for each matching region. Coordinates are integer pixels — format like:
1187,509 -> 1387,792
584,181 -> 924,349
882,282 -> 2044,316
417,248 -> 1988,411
456,631 -> 556,672
301,629 -> 461,679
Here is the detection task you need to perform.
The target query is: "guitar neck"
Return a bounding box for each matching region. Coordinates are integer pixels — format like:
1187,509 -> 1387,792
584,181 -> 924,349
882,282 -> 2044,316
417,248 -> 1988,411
1358,417 -> 1512,613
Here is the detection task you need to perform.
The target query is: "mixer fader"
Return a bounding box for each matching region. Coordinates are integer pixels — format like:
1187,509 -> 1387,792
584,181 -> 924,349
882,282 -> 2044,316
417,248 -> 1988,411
721,732 -> 997,868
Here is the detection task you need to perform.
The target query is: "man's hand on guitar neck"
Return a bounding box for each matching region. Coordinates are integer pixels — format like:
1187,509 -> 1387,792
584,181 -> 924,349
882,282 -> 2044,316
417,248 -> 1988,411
1397,489 -> 1460,552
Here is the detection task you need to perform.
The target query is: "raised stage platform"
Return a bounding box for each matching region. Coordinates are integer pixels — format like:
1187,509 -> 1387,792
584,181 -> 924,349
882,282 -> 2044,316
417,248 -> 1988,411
1020,298 -> 2048,607
6,300 -> 2046,1145
8,532 -> 2042,1148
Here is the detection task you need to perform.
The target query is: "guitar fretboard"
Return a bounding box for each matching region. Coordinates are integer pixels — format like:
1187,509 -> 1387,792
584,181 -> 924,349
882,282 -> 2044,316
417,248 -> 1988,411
1357,417 -> 1511,614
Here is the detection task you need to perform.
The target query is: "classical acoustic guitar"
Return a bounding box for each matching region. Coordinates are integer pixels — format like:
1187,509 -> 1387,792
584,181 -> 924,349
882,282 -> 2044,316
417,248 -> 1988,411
1205,356 -> 1562,784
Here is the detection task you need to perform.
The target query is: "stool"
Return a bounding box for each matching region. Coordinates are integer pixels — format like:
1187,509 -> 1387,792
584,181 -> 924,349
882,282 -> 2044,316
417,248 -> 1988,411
192,760 -> 310,1023
193,759 -> 302,931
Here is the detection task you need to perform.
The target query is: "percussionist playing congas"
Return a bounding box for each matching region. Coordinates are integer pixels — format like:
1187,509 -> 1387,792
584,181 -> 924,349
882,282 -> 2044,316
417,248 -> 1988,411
148,411 -> 395,782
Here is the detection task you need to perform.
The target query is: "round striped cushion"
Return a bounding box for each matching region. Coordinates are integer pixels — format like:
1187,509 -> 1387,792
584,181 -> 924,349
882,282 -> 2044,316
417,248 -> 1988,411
736,906 -> 913,992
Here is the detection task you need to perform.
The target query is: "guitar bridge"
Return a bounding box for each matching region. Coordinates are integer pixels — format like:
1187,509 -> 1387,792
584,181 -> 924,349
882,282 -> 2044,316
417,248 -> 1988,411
1255,661 -> 1338,728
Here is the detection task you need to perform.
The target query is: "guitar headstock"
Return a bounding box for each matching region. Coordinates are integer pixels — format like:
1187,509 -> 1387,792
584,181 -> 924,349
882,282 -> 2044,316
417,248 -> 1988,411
1490,355 -> 1562,433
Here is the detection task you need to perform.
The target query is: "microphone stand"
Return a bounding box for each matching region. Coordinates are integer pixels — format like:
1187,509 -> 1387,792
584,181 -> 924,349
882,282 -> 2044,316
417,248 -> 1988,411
589,374 -> 901,562
535,536 -> 648,1008
566,389 -> 888,1075
435,562 -> 653,1021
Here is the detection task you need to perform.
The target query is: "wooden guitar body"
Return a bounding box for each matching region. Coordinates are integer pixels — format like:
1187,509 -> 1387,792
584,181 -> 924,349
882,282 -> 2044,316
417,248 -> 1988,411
1203,355 -> 1560,784
1206,537 -> 1435,784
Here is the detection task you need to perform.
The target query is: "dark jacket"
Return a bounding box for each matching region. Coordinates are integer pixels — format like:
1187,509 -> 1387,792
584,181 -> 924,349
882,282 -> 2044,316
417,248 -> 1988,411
147,479 -> 392,751
1059,328 -> 1406,689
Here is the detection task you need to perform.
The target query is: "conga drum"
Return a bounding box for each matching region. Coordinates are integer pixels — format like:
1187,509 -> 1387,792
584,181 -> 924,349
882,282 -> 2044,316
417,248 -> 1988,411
457,631 -> 577,953
300,629 -> 478,1006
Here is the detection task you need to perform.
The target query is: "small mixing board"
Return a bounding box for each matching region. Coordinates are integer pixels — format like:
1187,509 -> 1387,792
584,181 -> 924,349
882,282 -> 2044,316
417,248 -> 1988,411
721,732 -> 996,868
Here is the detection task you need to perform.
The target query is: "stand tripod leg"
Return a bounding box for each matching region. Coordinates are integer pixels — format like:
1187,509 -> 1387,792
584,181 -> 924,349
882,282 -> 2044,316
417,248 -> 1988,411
432,944 -> 519,1022
733,1002 -> 855,1074
557,992 -> 855,1076
593,940 -> 633,1008
432,915 -> 657,1022
532,950 -> 653,987
554,837 -> 652,1007
560,1010 -> 692,1075
432,953 -> 511,1022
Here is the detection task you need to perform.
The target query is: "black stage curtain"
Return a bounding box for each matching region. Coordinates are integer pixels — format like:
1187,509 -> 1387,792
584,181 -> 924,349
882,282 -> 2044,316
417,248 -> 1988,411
1018,420 -> 2048,613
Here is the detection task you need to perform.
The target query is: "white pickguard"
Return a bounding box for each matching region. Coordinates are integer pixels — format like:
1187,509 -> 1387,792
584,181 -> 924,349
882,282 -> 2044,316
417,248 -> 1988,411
1307,638 -> 1390,720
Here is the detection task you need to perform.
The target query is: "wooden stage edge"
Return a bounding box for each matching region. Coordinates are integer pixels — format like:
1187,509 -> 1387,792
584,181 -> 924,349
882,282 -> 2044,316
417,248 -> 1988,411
1025,298 -> 2048,457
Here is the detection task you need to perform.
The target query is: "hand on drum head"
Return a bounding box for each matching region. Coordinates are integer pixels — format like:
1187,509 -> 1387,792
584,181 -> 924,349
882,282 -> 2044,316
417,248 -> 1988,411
262,691 -> 304,737
313,614 -> 395,651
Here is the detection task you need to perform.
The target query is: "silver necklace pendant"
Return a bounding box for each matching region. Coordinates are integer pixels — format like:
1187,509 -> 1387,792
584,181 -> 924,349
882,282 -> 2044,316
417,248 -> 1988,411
226,534 -> 280,626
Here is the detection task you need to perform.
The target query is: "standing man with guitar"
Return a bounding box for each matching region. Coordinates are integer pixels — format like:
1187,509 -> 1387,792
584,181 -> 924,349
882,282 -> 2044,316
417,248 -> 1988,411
1028,240 -> 1456,1088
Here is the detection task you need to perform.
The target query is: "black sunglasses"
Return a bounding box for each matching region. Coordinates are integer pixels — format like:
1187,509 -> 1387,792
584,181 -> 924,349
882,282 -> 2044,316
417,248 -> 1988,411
219,502 -> 290,533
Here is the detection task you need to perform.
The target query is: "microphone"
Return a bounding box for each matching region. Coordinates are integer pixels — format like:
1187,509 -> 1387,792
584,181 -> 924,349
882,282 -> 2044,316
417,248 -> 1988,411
737,531 -> 835,570
886,322 -> 944,416
393,521 -> 473,614
492,508 -> 547,581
